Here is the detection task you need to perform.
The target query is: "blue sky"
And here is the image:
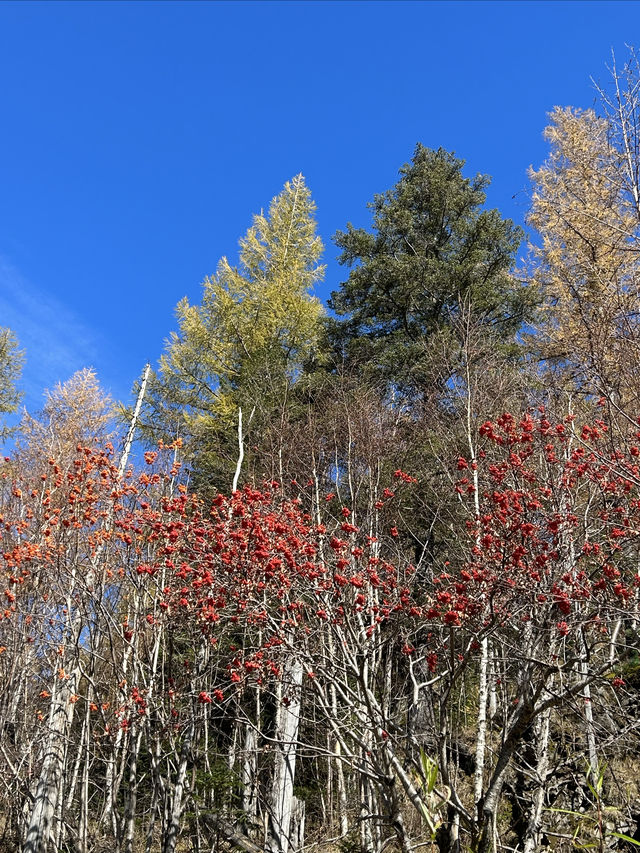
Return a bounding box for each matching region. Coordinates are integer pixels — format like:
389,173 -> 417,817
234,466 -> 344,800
0,0 -> 638,415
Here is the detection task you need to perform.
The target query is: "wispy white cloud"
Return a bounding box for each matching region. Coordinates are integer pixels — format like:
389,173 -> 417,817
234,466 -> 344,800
0,256 -> 103,413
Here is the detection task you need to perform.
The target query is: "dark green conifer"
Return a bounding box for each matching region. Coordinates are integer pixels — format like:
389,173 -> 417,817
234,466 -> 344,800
330,144 -> 532,396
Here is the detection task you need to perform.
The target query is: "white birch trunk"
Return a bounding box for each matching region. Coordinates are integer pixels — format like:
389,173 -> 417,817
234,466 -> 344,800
289,797 -> 306,853
118,363 -> 150,481
576,625 -> 599,778
100,620 -> 135,830
334,740 -> 349,838
463,330 -> 490,814
123,728 -> 144,853
265,655 -> 303,853
325,624 -> 349,837
23,673 -> 77,853
162,718 -> 195,853
359,770 -> 376,853
522,703 -> 552,853
242,725 -> 259,820
474,636 -> 489,807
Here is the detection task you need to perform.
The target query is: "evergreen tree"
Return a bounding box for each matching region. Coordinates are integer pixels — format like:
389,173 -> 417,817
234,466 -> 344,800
0,327 -> 23,441
329,144 -> 532,399
147,174 -> 325,489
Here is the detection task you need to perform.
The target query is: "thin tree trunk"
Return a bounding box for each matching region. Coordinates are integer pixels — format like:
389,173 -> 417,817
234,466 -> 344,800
123,728 -> 144,853
23,673 -> 77,853
163,717 -> 195,853
464,329 -> 490,816
522,703 -> 552,853
474,637 -> 489,807
100,370 -> 149,834
78,714 -> 90,853
359,769 -> 376,853
265,654 -> 303,853
145,725 -> 165,853
574,577 -> 598,777
242,724 -> 259,822
65,710 -> 86,812
334,740 -> 349,838
326,627 -> 349,837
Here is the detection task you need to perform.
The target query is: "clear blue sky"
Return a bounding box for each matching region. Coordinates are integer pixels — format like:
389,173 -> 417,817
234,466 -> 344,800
0,0 -> 638,413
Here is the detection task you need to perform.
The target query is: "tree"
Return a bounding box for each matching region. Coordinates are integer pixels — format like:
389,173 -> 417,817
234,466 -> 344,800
327,150 -> 534,606
16,368 -> 114,468
147,174 -> 325,490
3,401 -> 640,852
0,328 -> 24,441
527,50 -> 640,415
528,106 -> 640,400
443,407 -> 640,853
593,47 -> 640,225
329,144 -> 532,399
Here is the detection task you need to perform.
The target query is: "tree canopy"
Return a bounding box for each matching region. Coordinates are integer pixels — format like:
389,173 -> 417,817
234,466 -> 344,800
528,105 -> 640,406
0,327 -> 23,440
145,173 -> 325,488
329,144 -> 533,395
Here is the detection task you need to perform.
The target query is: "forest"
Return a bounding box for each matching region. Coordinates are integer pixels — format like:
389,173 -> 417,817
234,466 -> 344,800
3,50 -> 640,853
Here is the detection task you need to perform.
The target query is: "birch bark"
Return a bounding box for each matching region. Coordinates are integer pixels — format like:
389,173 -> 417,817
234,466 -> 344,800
265,654 -> 303,853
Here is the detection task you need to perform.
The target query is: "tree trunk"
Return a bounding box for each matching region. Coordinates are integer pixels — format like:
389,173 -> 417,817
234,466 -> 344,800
23,674 -> 77,853
289,796 -> 306,853
123,728 -> 143,853
242,724 -> 259,823
474,636 -> 489,807
522,703 -> 551,853
265,654 -> 303,853
162,718 -> 195,853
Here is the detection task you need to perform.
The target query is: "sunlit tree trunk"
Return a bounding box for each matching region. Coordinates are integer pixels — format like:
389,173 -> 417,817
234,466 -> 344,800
522,702 -> 552,853
163,717 -> 196,853
123,727 -> 144,853
242,724 -> 259,823
23,672 -> 77,853
265,653 -> 303,853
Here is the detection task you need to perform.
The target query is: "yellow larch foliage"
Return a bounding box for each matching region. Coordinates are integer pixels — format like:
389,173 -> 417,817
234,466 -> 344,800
158,173 -> 325,436
529,106 -> 640,394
